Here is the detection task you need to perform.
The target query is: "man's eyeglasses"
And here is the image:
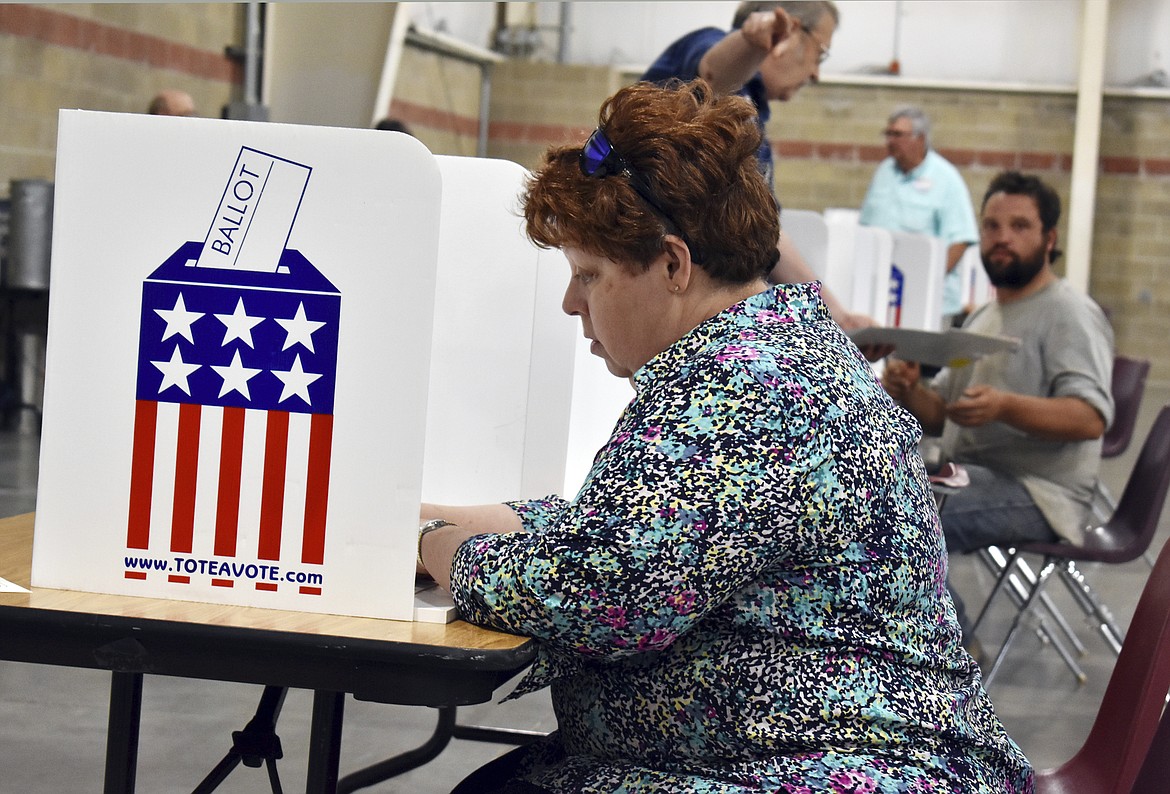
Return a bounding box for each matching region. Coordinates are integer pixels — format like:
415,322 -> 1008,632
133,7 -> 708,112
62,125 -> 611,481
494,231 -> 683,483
800,27 -> 831,65
882,129 -> 914,139
579,127 -> 688,243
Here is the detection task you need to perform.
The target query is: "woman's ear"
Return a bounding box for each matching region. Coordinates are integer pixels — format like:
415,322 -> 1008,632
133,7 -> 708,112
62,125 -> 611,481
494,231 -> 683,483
661,235 -> 694,292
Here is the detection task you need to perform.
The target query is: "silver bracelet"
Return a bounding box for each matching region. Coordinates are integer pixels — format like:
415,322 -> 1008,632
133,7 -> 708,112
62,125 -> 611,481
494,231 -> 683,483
417,519 -> 457,569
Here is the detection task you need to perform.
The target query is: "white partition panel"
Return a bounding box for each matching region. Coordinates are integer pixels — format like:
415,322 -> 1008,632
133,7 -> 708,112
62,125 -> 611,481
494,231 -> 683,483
34,111 -> 442,621
852,226 -> 895,324
890,231 -> 946,331
424,156 -> 576,505
957,244 -> 992,314
562,337 -> 635,499
822,210 -> 860,312
520,247 -> 576,498
779,208 -> 829,282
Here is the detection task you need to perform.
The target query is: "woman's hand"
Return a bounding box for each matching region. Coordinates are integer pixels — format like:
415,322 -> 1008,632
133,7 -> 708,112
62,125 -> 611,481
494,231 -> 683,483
416,503 -> 525,591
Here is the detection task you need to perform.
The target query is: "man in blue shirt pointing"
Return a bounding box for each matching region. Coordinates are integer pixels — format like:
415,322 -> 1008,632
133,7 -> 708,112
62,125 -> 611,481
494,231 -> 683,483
641,2 -> 875,330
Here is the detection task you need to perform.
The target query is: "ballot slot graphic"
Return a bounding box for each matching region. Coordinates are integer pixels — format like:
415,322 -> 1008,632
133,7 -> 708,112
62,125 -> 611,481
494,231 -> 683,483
127,147 -> 341,597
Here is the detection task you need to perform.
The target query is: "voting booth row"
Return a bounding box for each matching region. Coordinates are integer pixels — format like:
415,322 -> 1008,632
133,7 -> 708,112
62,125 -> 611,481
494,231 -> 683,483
780,207 -> 991,332
27,112 -> 980,629
30,110 -> 630,625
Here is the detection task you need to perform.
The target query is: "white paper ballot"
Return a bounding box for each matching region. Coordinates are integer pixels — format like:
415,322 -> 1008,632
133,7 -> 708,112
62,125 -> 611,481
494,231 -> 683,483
0,576 -> 30,593
196,147 -> 312,272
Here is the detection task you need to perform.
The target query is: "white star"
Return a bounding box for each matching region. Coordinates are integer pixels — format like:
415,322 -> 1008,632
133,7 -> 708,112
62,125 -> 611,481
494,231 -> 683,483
155,293 -> 204,343
272,354 -> 322,405
275,302 -> 325,353
211,349 -> 262,400
151,346 -> 201,395
214,297 -> 264,348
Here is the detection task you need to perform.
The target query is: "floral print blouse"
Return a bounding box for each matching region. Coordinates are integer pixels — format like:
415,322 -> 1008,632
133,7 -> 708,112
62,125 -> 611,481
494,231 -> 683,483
450,283 -> 1034,793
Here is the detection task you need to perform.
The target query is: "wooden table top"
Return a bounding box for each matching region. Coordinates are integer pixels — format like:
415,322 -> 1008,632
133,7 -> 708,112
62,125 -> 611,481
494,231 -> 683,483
0,512 -> 528,654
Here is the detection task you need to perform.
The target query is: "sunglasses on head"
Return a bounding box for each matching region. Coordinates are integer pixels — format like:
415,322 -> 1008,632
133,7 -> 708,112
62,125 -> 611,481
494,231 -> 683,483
579,127 -> 688,244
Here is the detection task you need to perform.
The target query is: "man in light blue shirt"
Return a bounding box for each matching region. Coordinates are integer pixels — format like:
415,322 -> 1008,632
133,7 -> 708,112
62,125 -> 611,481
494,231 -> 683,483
859,106 -> 978,322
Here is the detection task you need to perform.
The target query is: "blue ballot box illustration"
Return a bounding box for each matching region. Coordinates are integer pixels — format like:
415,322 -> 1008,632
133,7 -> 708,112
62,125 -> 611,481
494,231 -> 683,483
125,149 -> 342,599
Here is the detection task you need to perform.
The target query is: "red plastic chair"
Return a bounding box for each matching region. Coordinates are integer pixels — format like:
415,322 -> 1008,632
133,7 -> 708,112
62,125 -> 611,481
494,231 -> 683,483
1102,355 -> 1152,459
1129,700 -> 1170,793
1033,509 -> 1170,794
1095,355 -> 1153,570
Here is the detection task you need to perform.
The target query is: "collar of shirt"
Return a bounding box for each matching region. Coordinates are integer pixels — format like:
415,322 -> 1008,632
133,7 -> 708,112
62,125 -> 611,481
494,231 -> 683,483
744,73 -> 771,123
897,149 -> 934,180
632,282 -> 828,393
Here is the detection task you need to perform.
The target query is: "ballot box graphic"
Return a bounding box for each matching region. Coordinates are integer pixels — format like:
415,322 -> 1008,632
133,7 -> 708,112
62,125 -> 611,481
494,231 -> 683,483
128,241 -> 341,596
34,110 -> 442,621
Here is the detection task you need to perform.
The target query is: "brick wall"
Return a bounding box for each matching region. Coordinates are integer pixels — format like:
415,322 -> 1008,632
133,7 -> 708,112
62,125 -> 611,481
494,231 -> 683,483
384,44 -> 485,158
487,60 -> 621,167
0,4 -> 242,184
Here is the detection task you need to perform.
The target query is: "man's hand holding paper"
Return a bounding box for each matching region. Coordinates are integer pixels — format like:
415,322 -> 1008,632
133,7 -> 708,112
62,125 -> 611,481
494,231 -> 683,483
946,384 -> 1004,427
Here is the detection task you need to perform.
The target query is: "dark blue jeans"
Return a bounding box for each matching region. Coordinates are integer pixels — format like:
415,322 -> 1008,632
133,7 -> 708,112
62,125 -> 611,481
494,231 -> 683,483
939,463 -> 1059,639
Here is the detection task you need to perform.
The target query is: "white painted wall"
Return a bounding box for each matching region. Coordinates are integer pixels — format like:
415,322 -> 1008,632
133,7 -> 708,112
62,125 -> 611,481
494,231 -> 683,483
264,3 -> 399,127
410,0 -> 1170,88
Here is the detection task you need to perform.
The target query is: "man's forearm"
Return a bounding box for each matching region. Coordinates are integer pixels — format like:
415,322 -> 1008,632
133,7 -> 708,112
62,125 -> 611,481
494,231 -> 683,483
901,384 -> 947,436
698,28 -> 768,95
996,394 -> 1106,441
946,241 -> 970,273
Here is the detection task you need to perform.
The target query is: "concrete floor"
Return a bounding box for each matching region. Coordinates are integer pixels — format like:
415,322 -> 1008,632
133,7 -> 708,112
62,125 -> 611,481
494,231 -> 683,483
1,385 -> 1167,792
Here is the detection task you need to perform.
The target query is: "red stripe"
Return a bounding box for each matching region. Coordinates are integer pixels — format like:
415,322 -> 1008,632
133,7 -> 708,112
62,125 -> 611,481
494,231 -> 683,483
168,575 -> 191,584
302,413 -> 334,565
258,410 -> 289,560
299,586 -> 322,596
0,5 -> 241,84
126,400 -> 158,549
211,578 -> 234,588
125,571 -> 147,580
214,406 -> 246,556
170,402 -> 201,553
256,582 -> 278,592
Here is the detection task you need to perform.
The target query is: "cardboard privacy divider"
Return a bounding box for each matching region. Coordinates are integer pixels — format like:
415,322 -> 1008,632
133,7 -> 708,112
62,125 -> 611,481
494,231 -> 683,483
33,110 -> 442,621
413,155 -> 577,622
421,156 -> 575,506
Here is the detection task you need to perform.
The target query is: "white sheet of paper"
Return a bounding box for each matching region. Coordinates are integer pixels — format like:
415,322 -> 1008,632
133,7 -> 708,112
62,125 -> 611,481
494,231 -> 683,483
849,326 -> 1020,368
0,576 -> 30,593
413,583 -> 458,623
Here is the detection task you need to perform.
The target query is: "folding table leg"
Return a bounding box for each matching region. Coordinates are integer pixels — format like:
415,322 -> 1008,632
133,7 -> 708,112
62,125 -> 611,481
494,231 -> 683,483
306,691 -> 345,794
338,706 -> 457,792
104,671 -> 144,794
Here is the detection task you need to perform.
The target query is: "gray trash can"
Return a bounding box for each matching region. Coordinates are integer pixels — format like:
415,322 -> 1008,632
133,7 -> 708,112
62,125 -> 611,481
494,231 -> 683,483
5,178 -> 53,290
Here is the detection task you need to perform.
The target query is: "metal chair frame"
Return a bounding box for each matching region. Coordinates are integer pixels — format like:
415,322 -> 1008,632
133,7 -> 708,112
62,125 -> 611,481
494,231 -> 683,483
973,404 -> 1170,686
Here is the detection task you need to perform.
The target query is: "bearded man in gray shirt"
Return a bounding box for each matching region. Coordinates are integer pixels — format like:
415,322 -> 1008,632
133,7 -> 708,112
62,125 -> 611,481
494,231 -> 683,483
882,170 -> 1114,637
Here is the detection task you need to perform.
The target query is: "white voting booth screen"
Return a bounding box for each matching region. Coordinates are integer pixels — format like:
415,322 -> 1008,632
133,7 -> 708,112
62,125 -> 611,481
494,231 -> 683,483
785,208 -> 950,332
33,110 -> 457,622
422,156 -> 575,507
